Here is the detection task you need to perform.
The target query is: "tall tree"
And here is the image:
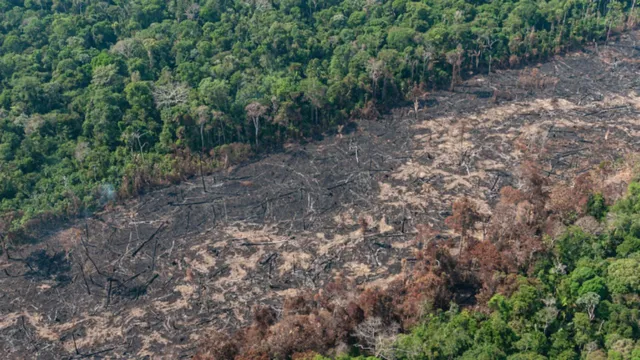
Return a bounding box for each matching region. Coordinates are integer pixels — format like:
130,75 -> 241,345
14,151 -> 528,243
245,101 -> 268,148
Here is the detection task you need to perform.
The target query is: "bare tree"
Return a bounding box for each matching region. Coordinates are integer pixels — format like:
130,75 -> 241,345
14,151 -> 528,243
184,3 -> 200,20
91,64 -> 120,87
74,141 -> 90,164
354,317 -> 399,360
0,212 -> 16,262
131,131 -> 147,160
309,0 -> 318,12
13,113 -> 44,136
245,0 -> 272,11
212,110 -> 226,145
245,102 -> 268,148
446,44 -> 464,92
142,38 -> 158,68
482,34 -> 498,75
367,58 -> 385,99
577,292 -> 600,321
537,297 -> 559,333
584,342 -> 599,356
407,83 -> 425,120
468,47 -> 481,70
418,42 -> 434,83
110,38 -> 143,59
152,82 -> 190,109
196,106 -> 211,192
445,197 -> 480,257
628,0 -> 637,28
364,0 -> 379,14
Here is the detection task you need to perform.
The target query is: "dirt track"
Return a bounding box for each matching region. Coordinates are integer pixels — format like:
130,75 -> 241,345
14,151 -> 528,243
2,33 -> 640,359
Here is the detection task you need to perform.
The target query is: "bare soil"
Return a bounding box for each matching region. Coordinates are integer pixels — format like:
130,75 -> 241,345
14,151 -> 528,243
3,33 -> 640,359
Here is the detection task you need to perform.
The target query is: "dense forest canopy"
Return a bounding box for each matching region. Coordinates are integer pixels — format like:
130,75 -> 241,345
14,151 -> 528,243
0,0 -> 637,228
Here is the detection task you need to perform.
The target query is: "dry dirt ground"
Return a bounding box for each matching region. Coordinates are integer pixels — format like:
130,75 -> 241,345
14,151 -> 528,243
3,33 -> 640,359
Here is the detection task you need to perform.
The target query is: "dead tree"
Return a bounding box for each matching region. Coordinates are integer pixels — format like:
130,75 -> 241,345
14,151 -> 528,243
445,197 -> 481,257
407,83 -> 425,120
142,38 -> 157,68
354,317 -> 399,360
184,3 -> 200,20
196,105 -> 211,193
110,38 -> 143,59
0,229 -> 7,262
419,42 -> 434,83
446,44 -> 464,92
367,58 -> 385,99
468,47 -> 482,70
152,82 -> 190,109
0,212 -> 17,262
482,34 -> 499,75
245,102 -> 268,148
629,0 -> 637,28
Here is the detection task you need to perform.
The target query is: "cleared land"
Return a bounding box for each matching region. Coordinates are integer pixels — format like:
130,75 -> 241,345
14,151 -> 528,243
2,33 -> 640,359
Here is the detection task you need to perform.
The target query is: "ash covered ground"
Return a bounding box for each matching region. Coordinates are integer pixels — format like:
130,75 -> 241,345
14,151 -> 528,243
3,33 -> 640,359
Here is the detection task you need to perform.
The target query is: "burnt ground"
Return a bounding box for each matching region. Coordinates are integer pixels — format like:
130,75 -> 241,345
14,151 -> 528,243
2,33 -> 640,359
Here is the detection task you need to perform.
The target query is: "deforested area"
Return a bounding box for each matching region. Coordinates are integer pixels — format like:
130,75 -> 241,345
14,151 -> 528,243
0,0 -> 638,230
3,0 -> 640,358
2,30 -> 640,358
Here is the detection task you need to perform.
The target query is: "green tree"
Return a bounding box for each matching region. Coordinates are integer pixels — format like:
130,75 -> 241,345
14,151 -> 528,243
607,258 -> 640,295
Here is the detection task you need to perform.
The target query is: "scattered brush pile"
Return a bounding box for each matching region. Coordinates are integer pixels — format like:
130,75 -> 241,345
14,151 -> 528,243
195,160 -> 640,359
